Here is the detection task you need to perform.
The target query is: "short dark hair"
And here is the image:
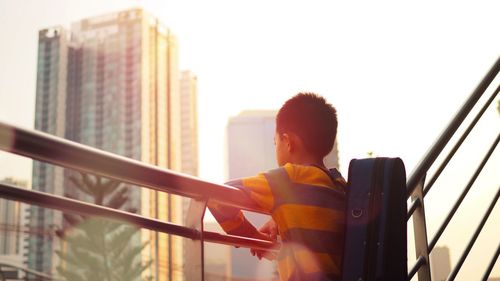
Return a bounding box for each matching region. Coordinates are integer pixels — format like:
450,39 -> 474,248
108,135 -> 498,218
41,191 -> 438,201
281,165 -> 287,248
276,93 -> 337,159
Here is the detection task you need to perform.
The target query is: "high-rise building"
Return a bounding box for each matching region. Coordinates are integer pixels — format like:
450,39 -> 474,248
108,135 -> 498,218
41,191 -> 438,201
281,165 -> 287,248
0,177 -> 29,280
179,70 -> 199,263
29,9 -> 195,281
179,70 -> 198,227
180,70 -> 198,177
28,26 -> 69,274
430,246 -> 452,281
225,110 -> 340,280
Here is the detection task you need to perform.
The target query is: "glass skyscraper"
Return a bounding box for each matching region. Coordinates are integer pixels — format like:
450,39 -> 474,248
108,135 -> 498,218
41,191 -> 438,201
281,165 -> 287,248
30,8 -> 197,281
29,26 -> 69,275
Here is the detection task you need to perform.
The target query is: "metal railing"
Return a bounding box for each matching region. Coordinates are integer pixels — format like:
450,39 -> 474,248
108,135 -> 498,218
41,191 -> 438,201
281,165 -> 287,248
0,56 -> 498,281
0,121 -> 277,281
406,56 -> 500,281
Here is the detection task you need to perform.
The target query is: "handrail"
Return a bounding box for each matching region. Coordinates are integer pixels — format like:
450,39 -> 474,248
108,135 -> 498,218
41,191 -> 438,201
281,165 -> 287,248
406,56 -> 500,199
406,56 -> 499,281
0,121 -> 266,214
0,182 -> 277,251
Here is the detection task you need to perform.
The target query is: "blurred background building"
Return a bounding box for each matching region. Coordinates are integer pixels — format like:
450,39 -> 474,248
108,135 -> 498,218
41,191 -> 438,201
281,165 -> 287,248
27,8 -> 197,281
430,246 -> 452,281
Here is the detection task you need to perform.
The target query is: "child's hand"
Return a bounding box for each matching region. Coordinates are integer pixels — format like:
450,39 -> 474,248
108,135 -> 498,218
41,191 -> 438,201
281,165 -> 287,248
259,218 -> 278,240
250,219 -> 278,260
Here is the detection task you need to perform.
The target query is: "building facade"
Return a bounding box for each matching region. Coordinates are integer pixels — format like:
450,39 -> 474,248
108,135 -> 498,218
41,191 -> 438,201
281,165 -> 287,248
0,178 -> 28,258
28,26 -> 69,274
225,110 -> 340,280
30,9 -> 196,281
0,177 -> 29,280
179,70 -> 198,177
179,70 -> 199,229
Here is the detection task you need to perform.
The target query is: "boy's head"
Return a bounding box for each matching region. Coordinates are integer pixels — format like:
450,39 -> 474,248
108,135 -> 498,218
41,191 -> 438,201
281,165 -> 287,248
275,93 -> 337,166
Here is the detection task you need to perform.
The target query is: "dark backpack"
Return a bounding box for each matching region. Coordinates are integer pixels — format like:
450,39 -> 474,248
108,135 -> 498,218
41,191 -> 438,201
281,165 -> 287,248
342,157 -> 407,281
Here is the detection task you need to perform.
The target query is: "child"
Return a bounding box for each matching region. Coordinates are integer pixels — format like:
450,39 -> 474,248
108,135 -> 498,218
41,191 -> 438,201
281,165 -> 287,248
209,93 -> 346,281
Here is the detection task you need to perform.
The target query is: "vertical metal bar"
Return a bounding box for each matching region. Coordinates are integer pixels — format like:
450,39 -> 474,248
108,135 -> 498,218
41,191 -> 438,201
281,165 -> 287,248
185,199 -> 207,281
428,133 -> 499,252
446,187 -> 499,281
411,176 -> 432,281
481,243 -> 499,281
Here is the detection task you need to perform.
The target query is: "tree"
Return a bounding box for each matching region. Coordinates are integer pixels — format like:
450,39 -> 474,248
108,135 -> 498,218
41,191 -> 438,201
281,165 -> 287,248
55,173 -> 152,281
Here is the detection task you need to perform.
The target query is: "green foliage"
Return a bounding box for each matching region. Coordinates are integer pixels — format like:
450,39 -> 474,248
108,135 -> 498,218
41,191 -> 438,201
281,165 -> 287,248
55,174 -> 152,281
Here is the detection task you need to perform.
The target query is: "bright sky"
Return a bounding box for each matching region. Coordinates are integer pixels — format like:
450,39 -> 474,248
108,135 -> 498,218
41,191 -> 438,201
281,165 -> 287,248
0,1 -> 499,279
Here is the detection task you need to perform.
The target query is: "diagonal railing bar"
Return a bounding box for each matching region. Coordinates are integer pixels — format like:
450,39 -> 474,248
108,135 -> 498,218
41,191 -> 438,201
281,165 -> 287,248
481,243 -> 500,281
0,121 -> 266,214
407,56 -> 500,199
423,84 -> 500,197
0,183 -> 278,251
408,255 -> 427,281
446,186 -> 500,281
428,133 -> 499,252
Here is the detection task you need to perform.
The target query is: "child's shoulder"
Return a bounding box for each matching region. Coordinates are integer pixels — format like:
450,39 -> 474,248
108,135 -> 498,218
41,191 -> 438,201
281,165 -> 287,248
276,163 -> 344,189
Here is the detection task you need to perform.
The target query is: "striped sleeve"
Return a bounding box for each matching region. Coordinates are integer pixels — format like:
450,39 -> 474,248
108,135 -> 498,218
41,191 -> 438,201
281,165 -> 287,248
208,173 -> 274,235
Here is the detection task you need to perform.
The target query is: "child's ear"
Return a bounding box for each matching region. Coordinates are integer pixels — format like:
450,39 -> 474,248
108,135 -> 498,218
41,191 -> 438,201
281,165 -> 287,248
282,133 -> 294,152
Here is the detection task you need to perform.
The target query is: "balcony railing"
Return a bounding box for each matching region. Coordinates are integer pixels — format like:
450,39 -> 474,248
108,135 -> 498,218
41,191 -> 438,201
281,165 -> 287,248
0,56 -> 499,281
406,56 -> 499,281
0,120 -> 277,281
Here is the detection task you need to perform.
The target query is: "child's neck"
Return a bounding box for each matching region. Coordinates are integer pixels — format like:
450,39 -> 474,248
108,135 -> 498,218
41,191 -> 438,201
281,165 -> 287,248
290,154 -> 325,169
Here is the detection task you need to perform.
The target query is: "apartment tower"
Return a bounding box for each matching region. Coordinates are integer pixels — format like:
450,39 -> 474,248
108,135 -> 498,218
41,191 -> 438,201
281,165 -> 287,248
30,9 -> 194,281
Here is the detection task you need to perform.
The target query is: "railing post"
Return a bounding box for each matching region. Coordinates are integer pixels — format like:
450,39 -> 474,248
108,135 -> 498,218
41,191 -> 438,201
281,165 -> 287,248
185,198 -> 207,281
411,176 -> 432,281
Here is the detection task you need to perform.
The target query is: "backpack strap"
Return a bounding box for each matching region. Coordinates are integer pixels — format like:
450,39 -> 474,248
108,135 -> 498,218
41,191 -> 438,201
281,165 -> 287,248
311,165 -> 346,193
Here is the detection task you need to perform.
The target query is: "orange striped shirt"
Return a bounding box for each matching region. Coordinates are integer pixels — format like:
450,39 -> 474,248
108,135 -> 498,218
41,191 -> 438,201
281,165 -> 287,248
209,163 -> 347,281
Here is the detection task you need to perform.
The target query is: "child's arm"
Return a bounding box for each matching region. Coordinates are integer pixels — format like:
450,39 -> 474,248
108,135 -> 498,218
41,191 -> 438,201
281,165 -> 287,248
208,173 -> 274,239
